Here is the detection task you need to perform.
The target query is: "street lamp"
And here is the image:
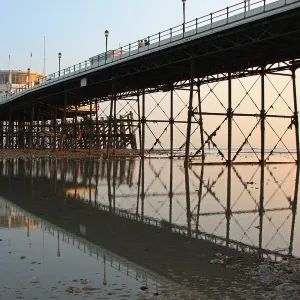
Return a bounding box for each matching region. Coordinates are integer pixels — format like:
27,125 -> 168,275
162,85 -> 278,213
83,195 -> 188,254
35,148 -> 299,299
27,68 -> 30,88
104,30 -> 109,63
182,0 -> 186,33
58,52 -> 62,77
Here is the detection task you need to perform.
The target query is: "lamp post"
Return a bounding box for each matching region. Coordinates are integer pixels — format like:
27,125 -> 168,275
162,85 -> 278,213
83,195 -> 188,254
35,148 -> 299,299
58,52 -> 62,77
105,30 -> 109,63
182,0 -> 186,33
27,68 -> 30,88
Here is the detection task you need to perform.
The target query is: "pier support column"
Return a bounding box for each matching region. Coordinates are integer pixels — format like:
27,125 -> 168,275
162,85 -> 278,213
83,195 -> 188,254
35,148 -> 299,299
75,103 -> 78,150
184,167 -> 192,238
0,122 -> 3,149
185,58 -> 195,167
260,67 -> 266,165
89,98 -> 92,155
95,99 -> 99,150
226,165 -> 232,247
8,109 -> 12,149
197,80 -> 205,162
289,166 -> 299,255
170,84 -> 174,159
137,93 -> 142,156
29,103 -> 34,148
141,88 -> 146,159
292,68 -> 300,163
113,94 -> 117,155
107,80 -> 115,158
54,107 -> 57,150
259,165 -> 265,250
227,73 -> 232,166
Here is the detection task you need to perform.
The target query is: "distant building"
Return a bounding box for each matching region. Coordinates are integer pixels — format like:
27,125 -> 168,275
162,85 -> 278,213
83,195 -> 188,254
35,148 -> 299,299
0,70 -> 44,97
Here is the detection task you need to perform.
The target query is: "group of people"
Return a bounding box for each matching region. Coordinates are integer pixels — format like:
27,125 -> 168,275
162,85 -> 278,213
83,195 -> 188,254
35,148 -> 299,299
138,39 -> 150,48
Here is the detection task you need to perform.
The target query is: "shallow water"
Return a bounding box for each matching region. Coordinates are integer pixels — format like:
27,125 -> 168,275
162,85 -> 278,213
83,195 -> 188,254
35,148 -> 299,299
0,157 -> 298,299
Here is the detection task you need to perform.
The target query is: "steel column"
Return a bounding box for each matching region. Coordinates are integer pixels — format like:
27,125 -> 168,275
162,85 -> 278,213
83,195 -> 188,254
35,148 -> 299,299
89,98 -> 92,155
137,93 -> 142,156
228,72 -> 232,166
292,68 -> 300,163
141,89 -> 146,159
95,99 -> 99,150
185,59 -> 195,166
170,85 -> 174,159
261,67 -> 265,165
75,103 -> 78,150
197,80 -> 205,162
29,103 -> 34,148
289,165 -> 299,255
107,81 -> 115,158
226,166 -> 232,246
259,165 -> 265,250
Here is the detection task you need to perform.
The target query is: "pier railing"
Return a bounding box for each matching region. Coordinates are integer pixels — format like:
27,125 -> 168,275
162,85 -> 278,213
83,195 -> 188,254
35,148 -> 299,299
1,0 -> 297,103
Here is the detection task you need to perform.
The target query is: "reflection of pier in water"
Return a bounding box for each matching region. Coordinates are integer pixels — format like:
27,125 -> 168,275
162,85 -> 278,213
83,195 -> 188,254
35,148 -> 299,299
0,158 -> 298,260
0,198 -> 174,292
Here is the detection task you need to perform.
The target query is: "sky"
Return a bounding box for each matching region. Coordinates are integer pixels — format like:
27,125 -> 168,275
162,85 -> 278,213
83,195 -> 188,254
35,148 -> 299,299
0,0 -> 243,74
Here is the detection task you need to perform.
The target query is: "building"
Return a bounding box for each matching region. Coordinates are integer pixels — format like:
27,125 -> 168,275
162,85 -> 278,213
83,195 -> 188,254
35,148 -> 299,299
0,70 -> 44,97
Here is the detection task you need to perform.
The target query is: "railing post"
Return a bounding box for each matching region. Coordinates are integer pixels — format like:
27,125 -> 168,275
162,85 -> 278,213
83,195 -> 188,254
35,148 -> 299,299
263,0 -> 266,11
210,13 -> 213,28
159,32 -> 161,45
196,18 -> 198,33
129,44 -> 131,56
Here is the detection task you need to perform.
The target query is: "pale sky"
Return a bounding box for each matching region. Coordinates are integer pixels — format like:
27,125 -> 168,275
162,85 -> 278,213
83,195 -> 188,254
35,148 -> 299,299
1,0 -> 249,74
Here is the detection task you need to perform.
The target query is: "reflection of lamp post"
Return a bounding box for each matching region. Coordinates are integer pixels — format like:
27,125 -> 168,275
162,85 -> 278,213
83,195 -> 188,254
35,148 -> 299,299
182,0 -> 186,33
57,232 -> 61,257
104,30 -> 109,63
58,52 -> 62,77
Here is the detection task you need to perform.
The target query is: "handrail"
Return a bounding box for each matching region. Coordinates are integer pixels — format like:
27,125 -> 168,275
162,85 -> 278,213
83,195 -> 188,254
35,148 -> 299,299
0,0 -> 296,103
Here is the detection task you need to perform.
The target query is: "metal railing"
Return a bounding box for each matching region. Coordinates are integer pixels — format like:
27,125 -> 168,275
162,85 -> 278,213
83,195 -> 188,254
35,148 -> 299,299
0,0 -> 296,103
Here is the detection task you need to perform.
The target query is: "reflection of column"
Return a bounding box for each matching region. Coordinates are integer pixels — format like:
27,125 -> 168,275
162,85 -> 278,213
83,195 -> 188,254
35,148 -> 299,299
259,165 -> 265,250
103,254 -> 107,286
57,232 -> 61,257
95,161 -> 99,206
196,166 -> 204,239
107,161 -> 112,212
141,157 -> 145,222
169,159 -> 173,227
185,166 -> 192,238
136,160 -> 142,220
89,160 -> 92,204
113,160 -> 117,212
226,166 -> 232,247
289,166 -> 299,255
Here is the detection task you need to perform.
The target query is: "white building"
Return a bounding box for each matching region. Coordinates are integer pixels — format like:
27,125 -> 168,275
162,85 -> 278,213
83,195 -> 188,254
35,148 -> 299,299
0,70 -> 44,97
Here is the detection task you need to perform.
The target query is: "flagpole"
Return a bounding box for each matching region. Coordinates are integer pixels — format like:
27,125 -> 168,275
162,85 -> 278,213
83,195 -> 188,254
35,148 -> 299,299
30,52 -> 32,70
43,36 -> 46,76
